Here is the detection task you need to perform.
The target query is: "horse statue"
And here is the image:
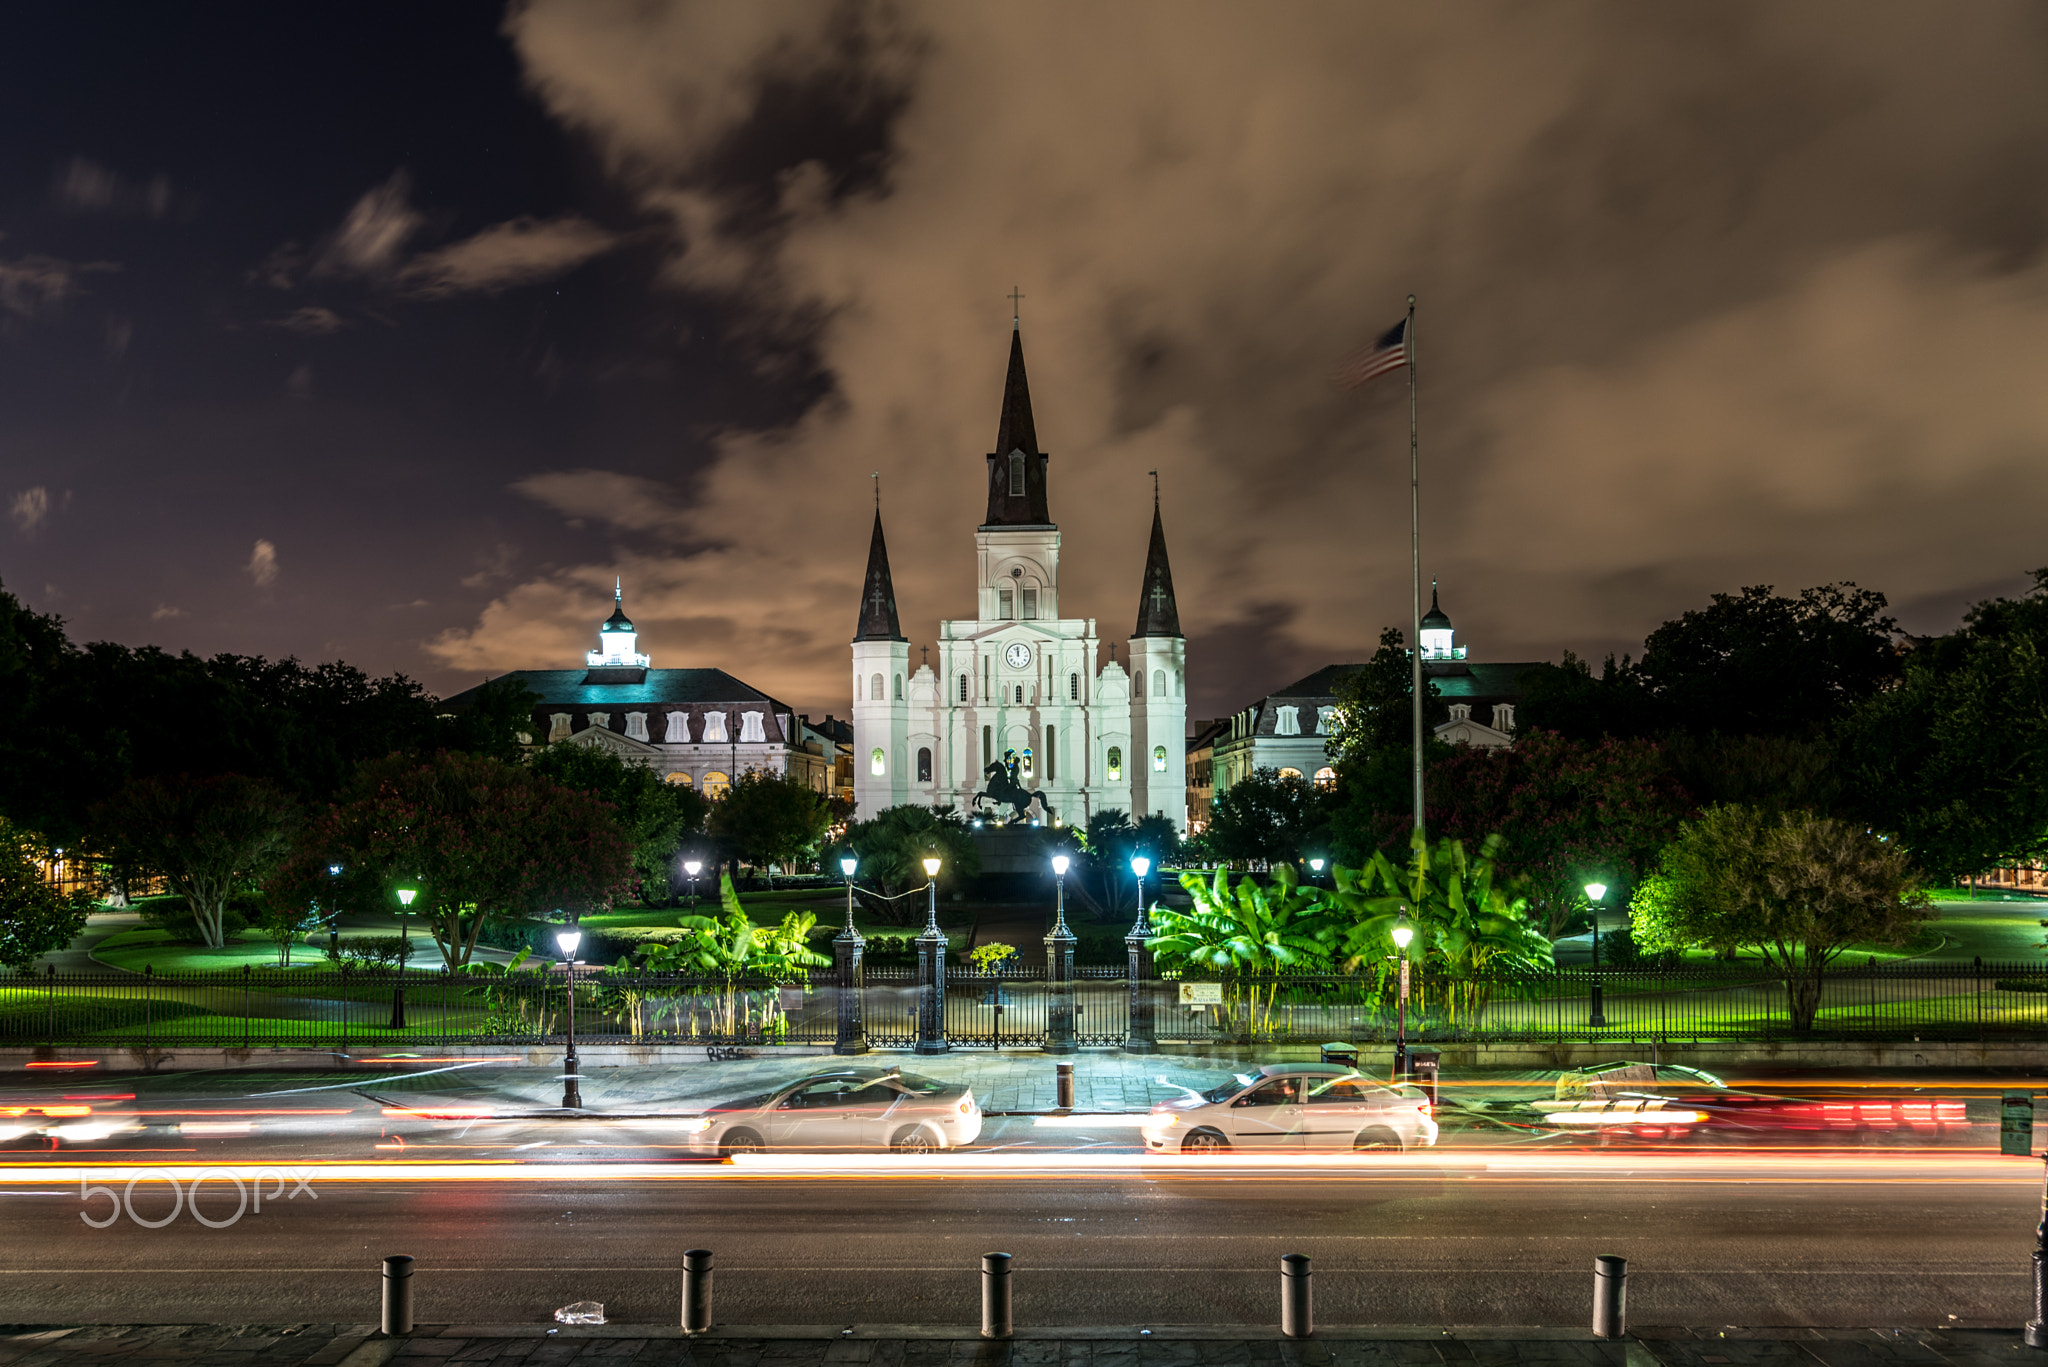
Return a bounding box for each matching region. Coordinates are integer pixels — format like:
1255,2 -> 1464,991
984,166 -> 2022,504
973,753 -> 1053,826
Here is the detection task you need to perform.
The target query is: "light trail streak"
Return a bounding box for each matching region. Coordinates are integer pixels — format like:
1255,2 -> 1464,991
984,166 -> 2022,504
0,1151 -> 2033,1186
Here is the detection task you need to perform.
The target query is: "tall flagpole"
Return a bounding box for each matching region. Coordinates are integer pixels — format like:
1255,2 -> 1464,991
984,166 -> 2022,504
1406,294 -> 1424,847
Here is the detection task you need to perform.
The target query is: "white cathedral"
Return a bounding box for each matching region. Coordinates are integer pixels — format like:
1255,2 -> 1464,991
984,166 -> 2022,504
851,320 -> 1188,831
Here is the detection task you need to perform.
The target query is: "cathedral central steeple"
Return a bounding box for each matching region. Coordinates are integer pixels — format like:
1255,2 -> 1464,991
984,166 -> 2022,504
983,325 -> 1053,528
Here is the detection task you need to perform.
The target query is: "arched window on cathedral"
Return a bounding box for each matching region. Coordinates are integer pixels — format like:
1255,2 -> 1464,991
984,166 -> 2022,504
1069,672 -> 1079,700
959,674 -> 969,702
870,673 -> 884,701
1106,746 -> 1123,782
1015,684 -> 1024,704
870,747 -> 886,777
1009,450 -> 1025,496
1153,669 -> 1166,698
917,747 -> 932,782
1152,745 -> 1167,772
893,673 -> 903,700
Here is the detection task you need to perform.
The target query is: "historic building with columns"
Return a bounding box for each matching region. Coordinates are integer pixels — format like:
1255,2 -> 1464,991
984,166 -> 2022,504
850,320 -> 1188,830
441,585 -> 838,797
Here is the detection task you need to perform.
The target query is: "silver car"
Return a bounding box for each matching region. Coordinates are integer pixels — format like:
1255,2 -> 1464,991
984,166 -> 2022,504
1141,1063 -> 1438,1153
684,1067 -> 983,1156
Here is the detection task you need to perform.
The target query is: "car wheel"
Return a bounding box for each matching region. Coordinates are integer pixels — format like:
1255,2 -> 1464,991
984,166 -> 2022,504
1180,1128 -> 1231,1153
892,1125 -> 940,1154
719,1128 -> 765,1156
1354,1128 -> 1405,1151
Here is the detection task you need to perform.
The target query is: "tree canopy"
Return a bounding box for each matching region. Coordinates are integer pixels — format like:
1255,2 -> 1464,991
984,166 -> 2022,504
0,818 -> 95,970
530,743 -> 706,899
709,771 -> 836,874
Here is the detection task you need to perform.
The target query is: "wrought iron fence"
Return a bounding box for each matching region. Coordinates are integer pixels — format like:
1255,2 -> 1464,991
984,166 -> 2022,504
4,961 -> 2046,1049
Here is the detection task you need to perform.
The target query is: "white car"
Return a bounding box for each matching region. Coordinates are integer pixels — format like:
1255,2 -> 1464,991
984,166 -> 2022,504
1141,1063 -> 1438,1153
684,1067 -> 982,1156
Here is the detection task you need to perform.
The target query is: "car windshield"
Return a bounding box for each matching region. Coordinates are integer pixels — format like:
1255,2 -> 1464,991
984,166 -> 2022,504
884,1072 -> 950,1096
1202,1073 -> 1259,1103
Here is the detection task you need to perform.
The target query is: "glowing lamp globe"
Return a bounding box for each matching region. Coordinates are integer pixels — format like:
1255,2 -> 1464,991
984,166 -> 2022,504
840,855 -> 857,877
556,929 -> 582,959
1391,917 -> 1415,950
1585,882 -> 1608,903
922,856 -> 942,878
1051,854 -> 1070,877
395,887 -> 417,908
684,860 -> 702,877
1130,855 -> 1151,879
1309,858 -> 1325,873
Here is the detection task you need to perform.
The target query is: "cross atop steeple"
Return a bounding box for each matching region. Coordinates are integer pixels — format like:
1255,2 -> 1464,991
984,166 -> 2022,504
1008,286 -> 1024,329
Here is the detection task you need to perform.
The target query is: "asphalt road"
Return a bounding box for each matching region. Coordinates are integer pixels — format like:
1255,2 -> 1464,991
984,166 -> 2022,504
0,1148 -> 2035,1332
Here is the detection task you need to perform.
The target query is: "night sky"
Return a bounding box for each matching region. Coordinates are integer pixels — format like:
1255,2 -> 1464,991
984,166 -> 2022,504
5,2 -> 2046,723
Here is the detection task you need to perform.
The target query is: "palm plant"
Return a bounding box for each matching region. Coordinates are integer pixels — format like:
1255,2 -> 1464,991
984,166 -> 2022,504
641,874 -> 826,1038
456,947 -> 556,1036
1331,831 -> 1552,1025
1149,863 -> 1337,1037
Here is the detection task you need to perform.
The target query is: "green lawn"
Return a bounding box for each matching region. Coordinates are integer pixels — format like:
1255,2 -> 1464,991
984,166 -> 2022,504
92,927 -> 307,972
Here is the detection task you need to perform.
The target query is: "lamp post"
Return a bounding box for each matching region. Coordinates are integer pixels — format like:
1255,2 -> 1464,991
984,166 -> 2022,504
390,885 -> 416,1030
326,863 -> 343,960
1125,854 -> 1157,1054
1308,857 -> 1325,888
1585,882 -> 1608,1029
1391,911 -> 1414,1080
683,859 -> 703,909
834,854 -> 866,1054
915,855 -> 947,1055
557,927 -> 583,1108
1046,853 -> 1077,1055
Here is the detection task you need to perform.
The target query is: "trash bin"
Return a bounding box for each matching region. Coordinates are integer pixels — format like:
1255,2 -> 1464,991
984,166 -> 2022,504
1408,1050 -> 1440,1108
1319,1042 -> 1358,1068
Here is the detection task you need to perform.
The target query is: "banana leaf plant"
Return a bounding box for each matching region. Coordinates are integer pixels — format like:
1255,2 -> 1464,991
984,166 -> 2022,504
455,946 -> 557,1036
632,874 -> 827,1038
1148,863 -> 1338,1038
1330,831 -> 1553,1026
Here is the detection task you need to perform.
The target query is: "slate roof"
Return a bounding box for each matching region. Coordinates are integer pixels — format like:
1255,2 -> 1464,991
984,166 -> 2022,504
441,668 -> 793,714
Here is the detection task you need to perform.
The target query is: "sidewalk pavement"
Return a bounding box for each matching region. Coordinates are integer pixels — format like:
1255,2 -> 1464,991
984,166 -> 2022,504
0,1324 -> 2039,1367
361,1050 -> 1402,1117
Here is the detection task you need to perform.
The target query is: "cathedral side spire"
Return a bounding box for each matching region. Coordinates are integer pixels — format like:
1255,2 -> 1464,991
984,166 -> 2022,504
983,323 -> 1053,528
1132,495 -> 1182,639
853,508 -> 906,643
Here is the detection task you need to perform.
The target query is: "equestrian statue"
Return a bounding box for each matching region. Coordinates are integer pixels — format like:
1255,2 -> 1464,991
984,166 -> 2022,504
973,751 -> 1053,826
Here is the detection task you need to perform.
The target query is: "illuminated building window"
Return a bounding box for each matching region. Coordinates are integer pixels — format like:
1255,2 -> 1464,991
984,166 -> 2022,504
702,712 -> 729,743
665,711 -> 689,743
1152,745 -> 1167,772
625,712 -> 650,742
1316,706 -> 1336,735
1106,746 -> 1123,783
1314,766 -> 1337,790
917,747 -> 932,782
870,747 -> 886,776
1278,767 -> 1303,780
740,712 -> 767,743
703,770 -> 730,798
666,772 -> 693,786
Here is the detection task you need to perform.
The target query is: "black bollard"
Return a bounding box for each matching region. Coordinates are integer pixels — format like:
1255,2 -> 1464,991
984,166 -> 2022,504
1056,1062 -> 1075,1111
682,1248 -> 714,1333
1280,1254 -> 1312,1338
981,1253 -> 1013,1339
380,1255 -> 414,1336
1592,1255 -> 1627,1339
2027,1156 -> 2048,1348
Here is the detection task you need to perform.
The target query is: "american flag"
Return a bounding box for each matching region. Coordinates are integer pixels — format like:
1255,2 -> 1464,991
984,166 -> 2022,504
1333,317 -> 1409,389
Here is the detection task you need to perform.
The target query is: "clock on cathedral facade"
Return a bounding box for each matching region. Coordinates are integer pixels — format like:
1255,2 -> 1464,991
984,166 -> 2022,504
850,318 -> 1188,830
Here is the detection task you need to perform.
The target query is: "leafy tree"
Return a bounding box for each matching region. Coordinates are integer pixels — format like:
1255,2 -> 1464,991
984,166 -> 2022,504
1325,627 -> 1442,767
275,752 -> 632,969
1514,651 -> 1655,740
1423,731 -> 1690,937
1206,768 -> 1336,869
1149,864 -> 1336,1035
94,775 -> 300,948
1840,569 -> 2048,881
709,771 -> 835,875
1054,810 -> 1184,922
836,805 -> 981,921
641,874 -> 830,1036
0,819 -> 95,970
1629,805 -> 1930,1032
530,744 -> 706,901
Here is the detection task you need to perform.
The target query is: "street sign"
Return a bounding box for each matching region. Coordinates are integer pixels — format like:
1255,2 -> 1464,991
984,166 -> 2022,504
778,986 -> 807,1012
1179,981 -> 1223,1007
2003,1091 -> 2035,1156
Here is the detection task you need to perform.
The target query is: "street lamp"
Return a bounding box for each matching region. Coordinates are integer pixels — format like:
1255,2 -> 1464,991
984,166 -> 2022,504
556,926 -> 583,1109
326,863 -> 343,960
1050,853 -> 1071,935
1585,882 -> 1609,1028
840,854 -> 859,934
1308,857 -> 1325,887
922,854 -> 943,933
914,854 -> 946,1055
390,884 -> 417,1029
1130,853 -> 1151,931
683,859 -> 702,908
1391,911 -> 1414,1080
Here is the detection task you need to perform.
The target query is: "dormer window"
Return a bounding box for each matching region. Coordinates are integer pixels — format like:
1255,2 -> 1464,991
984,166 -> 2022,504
1009,450 -> 1025,496
1493,703 -> 1516,732
1316,706 -> 1336,735
702,711 -> 729,743
1447,703 -> 1471,723
1274,705 -> 1301,736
